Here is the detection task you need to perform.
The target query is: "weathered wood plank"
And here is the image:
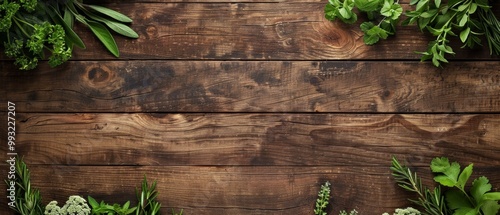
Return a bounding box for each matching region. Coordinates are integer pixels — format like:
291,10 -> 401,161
1,165 -> 499,214
74,2 -> 498,60
1,61 -> 499,113
2,2 -> 498,61
6,113 -> 500,167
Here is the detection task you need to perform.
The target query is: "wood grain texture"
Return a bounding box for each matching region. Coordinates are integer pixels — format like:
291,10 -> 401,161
5,113 -> 500,167
0,165 -> 500,215
0,165 -> 414,214
1,2 -> 497,61
1,165 -> 500,215
1,61 -> 499,113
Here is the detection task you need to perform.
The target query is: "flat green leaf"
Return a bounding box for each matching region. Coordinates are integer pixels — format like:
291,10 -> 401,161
360,22 -> 375,32
483,192 -> 500,201
363,33 -> 380,45
88,196 -> 99,208
87,4 -> 133,23
460,27 -> 470,43
472,176 -> 493,202
431,157 -> 451,173
87,20 -> 120,57
469,3 -> 478,14
482,200 -> 500,215
453,207 -> 477,215
339,7 -> 351,19
63,7 -> 74,28
85,12 -> 139,38
324,4 -> 337,20
354,0 -> 382,12
434,0 -> 441,7
457,163 -> 473,190
459,14 -> 468,27
445,189 -> 473,210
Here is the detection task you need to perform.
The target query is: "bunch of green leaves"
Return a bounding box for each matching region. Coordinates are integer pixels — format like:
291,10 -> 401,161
391,156 -> 500,215
0,0 -> 137,70
0,0 -> 72,70
324,0 -> 403,45
402,0 -> 496,67
88,196 -> 136,215
4,156 -> 45,215
431,157 -> 500,215
391,156 -> 450,215
314,181 -> 331,215
55,0 -> 139,58
324,0 -> 500,68
136,176 -> 162,215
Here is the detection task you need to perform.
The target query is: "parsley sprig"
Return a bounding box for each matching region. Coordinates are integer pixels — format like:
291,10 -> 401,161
391,156 -> 500,215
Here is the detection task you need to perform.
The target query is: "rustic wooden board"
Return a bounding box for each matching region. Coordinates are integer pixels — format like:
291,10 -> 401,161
2,2 -> 498,61
2,61 -> 499,113
1,165 -> 500,215
4,113 -> 499,167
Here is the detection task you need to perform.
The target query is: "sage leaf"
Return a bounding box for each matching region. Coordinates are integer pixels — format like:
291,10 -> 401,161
102,20 -> 139,38
87,21 -> 120,57
84,12 -> 139,38
87,5 -> 133,23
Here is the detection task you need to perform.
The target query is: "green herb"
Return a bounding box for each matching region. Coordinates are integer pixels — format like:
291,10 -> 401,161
4,156 -> 45,215
391,156 -> 500,215
324,0 -> 403,45
136,176 -> 162,215
324,0 -> 500,67
88,196 -> 136,215
430,157 -> 500,215
1,0 -> 138,70
390,156 -> 449,215
314,181 -> 331,215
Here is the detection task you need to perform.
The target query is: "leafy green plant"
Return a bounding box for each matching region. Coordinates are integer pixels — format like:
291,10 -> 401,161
4,156 -> 45,215
45,196 -> 91,215
391,156 -> 449,215
324,0 -> 500,67
136,176 -> 162,215
325,0 -> 403,45
315,181 -> 332,215
0,0 -> 138,70
391,156 -> 500,215
88,196 -> 136,215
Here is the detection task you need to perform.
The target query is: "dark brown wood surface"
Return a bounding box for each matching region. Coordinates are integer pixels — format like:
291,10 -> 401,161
1,0 -> 500,215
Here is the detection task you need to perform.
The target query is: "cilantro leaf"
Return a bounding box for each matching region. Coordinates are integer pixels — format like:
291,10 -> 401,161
481,200 -> 500,215
431,157 -> 461,187
445,189 -> 473,210
471,176 -> 492,203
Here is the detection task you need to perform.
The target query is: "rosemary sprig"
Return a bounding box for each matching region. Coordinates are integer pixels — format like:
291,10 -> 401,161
479,7 -> 500,56
5,157 -> 44,215
136,176 -> 162,215
390,156 -> 449,215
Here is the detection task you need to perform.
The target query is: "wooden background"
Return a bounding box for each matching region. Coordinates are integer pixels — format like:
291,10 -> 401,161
1,0 -> 500,214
